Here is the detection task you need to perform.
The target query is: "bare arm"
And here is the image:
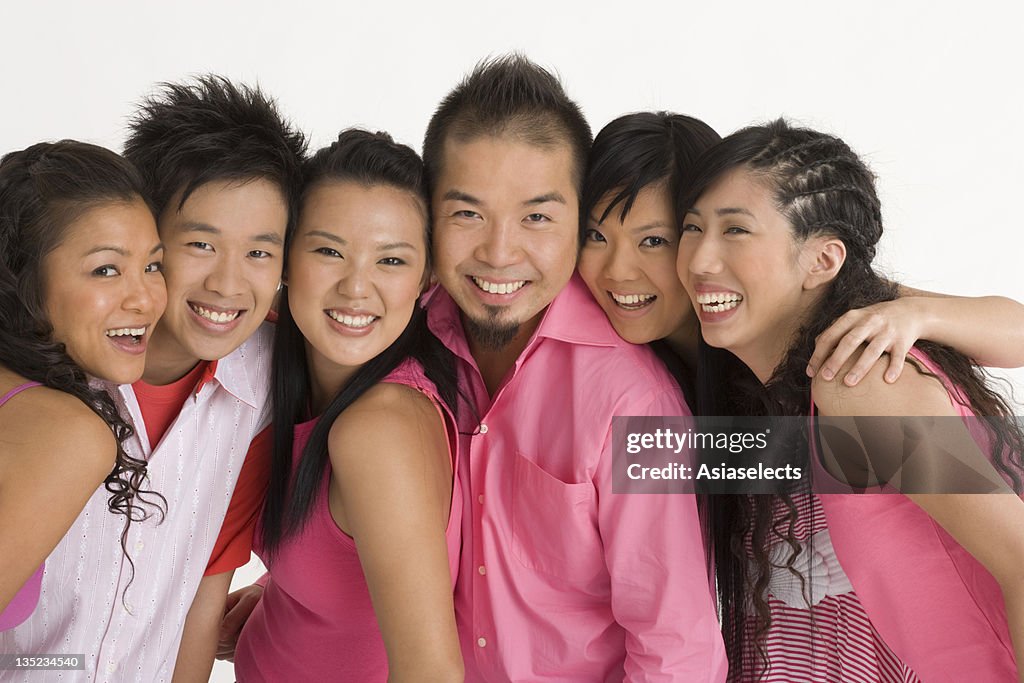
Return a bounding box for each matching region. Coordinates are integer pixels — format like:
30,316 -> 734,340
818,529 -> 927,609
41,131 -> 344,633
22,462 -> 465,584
808,288 -> 1024,386
0,389 -> 114,612
329,383 -> 463,683
172,570 -> 234,683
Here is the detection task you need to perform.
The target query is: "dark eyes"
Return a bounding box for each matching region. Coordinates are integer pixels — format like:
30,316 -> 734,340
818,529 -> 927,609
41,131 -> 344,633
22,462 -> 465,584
93,263 -> 163,277
249,250 -> 272,259
187,241 -> 213,251
313,248 -> 405,266
639,235 -> 671,248
453,210 -> 481,220
584,228 -> 606,243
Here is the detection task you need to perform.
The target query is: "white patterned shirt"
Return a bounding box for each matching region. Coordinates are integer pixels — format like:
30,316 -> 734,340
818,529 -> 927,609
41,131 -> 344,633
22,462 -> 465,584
0,323 -> 273,682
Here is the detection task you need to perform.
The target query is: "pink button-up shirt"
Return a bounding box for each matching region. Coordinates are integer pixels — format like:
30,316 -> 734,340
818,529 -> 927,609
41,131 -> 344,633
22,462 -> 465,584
427,274 -> 727,682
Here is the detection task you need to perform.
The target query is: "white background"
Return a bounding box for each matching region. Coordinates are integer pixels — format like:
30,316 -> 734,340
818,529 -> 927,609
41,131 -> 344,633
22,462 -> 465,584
3,2 -> 1022,680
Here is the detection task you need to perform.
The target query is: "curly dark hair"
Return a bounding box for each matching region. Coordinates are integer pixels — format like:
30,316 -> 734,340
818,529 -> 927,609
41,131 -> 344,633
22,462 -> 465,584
0,140 -> 166,567
683,119 -> 1024,680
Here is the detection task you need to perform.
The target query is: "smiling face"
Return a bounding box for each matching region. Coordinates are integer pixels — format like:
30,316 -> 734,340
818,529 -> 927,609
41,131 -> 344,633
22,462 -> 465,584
288,180 -> 428,401
431,135 -> 579,353
578,183 -> 695,346
678,166 -> 829,382
146,177 -> 288,384
42,199 -> 167,384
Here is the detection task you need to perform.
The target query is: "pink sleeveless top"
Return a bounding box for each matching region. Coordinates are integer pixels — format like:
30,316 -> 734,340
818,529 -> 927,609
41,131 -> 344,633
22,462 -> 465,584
235,359 -> 462,682
0,381 -> 44,631
812,350 -> 1019,681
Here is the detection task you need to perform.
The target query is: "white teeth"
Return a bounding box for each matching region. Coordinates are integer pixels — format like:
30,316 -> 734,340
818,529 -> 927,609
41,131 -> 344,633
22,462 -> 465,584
191,304 -> 241,324
327,311 -> 377,328
471,277 -> 527,295
695,292 -> 743,305
106,327 -> 146,337
695,292 -> 742,314
611,292 -> 655,307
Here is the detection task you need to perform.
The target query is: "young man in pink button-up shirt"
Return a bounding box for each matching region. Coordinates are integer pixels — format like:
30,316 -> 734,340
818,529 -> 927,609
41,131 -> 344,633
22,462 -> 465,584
421,55 -> 727,682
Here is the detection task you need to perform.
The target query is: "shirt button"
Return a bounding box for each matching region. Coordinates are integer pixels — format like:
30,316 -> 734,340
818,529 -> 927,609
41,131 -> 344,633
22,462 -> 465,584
478,423 -> 488,434
478,565 -> 486,575
135,540 -> 145,552
106,662 -> 118,674
477,494 -> 484,504
477,637 -> 487,648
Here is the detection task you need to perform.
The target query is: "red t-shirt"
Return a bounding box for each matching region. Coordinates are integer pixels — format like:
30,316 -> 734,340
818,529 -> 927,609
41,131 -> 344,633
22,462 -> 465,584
132,362 -> 271,576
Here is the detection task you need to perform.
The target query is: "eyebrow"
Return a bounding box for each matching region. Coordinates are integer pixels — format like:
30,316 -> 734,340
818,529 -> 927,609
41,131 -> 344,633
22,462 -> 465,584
684,207 -> 756,218
181,221 -> 282,246
631,220 -> 673,234
442,190 -> 480,205
85,243 -> 165,257
524,192 -> 566,207
304,231 -> 416,251
441,190 -> 567,207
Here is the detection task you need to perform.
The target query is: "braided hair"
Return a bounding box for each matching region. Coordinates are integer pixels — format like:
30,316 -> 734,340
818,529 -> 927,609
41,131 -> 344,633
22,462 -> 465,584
683,119 -> 1024,679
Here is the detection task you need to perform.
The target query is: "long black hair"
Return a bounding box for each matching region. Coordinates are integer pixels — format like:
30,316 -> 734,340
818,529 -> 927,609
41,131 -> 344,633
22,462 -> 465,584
260,129 -> 459,556
582,111 -> 721,403
0,140 -> 166,554
683,119 -> 1024,679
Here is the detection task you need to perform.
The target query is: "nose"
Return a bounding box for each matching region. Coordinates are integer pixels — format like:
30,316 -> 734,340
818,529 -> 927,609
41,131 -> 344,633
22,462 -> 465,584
473,219 -> 521,269
678,232 -> 722,279
336,259 -> 371,299
204,256 -> 246,298
122,270 -> 166,317
603,242 -> 640,283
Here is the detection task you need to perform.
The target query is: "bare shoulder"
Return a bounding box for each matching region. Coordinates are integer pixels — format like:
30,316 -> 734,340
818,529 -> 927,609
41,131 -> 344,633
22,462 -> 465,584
327,382 -> 449,468
0,387 -> 116,478
812,352 -> 957,417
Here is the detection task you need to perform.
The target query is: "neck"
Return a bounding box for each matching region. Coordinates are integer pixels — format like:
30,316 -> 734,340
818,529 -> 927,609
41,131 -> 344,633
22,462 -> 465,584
142,321 -> 201,385
466,314 -> 541,397
664,307 -> 702,373
305,342 -> 360,416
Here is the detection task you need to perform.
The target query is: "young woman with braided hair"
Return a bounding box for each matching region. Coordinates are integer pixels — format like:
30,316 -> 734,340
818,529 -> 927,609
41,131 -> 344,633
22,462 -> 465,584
678,119 -> 1024,682
0,141 -> 166,627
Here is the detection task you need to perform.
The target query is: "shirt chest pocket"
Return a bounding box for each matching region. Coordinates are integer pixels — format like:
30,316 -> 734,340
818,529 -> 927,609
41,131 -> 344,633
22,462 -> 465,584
511,452 -> 603,584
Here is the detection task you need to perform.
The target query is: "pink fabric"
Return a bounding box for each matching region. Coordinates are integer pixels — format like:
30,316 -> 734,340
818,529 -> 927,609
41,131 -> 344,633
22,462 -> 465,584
0,381 -> 43,631
427,274 -> 727,682
813,349 -> 1019,682
234,358 -> 462,683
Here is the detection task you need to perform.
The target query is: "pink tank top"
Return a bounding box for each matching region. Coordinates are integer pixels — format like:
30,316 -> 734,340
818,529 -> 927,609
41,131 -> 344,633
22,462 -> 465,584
235,359 -> 462,682
0,381 -> 44,631
812,350 -> 1018,682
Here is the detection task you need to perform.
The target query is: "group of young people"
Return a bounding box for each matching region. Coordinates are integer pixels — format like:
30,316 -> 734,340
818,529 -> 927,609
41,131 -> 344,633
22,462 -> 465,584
1,54 -> 1022,682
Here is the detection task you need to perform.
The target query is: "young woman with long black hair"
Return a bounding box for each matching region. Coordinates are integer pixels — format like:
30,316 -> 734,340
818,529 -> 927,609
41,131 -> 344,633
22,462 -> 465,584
232,130 -> 463,682
678,119 -> 1024,682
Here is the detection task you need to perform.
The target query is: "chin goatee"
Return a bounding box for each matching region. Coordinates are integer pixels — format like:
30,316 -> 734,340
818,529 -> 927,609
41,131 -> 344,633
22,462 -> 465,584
464,311 -> 520,351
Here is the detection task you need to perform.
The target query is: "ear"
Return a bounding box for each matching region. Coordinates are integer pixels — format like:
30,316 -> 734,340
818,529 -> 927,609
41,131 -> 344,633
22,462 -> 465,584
802,236 -> 845,291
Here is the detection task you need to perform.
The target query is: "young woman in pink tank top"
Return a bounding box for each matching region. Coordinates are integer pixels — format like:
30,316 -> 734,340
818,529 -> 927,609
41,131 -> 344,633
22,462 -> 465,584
229,130 -> 463,682
677,119 -> 1024,682
0,141 -> 167,628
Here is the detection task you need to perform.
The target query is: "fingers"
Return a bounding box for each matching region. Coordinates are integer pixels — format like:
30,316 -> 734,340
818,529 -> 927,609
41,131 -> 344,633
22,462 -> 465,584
215,584 -> 263,662
841,335 -> 890,386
